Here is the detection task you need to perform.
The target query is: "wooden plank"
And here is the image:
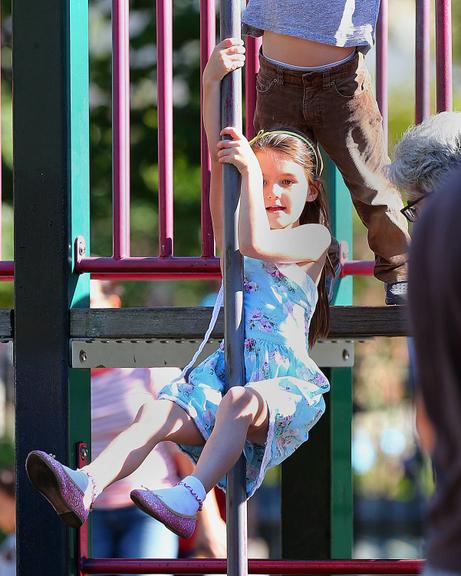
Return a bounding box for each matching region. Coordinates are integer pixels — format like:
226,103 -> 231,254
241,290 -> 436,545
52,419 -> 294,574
70,305 -> 408,339
329,305 -> 408,338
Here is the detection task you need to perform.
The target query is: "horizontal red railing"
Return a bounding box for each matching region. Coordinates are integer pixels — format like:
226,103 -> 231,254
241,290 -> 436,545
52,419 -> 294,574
80,558 -> 424,574
76,255 -> 221,280
0,262 -> 14,281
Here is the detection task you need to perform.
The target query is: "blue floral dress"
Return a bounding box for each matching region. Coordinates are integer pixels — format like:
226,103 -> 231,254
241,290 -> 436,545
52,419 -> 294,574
158,256 -> 330,498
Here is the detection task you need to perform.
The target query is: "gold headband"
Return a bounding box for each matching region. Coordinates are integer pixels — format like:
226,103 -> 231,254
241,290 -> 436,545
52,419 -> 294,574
248,129 -> 324,179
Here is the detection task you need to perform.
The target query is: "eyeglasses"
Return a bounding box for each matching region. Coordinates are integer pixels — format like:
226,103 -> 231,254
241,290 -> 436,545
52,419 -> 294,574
400,195 -> 426,223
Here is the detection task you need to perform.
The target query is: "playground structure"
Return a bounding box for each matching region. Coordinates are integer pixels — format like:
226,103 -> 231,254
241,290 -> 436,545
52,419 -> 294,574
5,0 -> 453,574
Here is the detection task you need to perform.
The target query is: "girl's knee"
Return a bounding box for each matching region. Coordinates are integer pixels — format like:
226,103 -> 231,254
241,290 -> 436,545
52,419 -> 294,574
220,387 -> 260,420
135,398 -> 169,426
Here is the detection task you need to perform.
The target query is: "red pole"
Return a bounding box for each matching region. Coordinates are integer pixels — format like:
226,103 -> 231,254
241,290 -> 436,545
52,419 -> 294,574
415,0 -> 431,123
112,0 -> 131,258
77,443 -> 89,576
75,255 -> 221,279
80,558 -> 424,575
245,36 -> 261,139
200,0 -> 216,257
435,0 -> 453,112
157,0 -> 174,256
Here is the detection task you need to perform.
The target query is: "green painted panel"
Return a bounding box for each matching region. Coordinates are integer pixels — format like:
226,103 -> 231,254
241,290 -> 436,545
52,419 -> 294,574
322,154 -> 353,558
330,367 -> 353,558
67,1 -> 91,572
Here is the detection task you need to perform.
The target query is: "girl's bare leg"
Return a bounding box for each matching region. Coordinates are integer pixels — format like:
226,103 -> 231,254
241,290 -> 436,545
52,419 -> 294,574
84,399 -> 204,492
193,386 -> 269,492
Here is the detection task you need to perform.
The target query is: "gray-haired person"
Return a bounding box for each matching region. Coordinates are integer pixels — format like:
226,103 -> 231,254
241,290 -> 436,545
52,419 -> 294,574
387,111 -> 461,223
387,112 -> 461,382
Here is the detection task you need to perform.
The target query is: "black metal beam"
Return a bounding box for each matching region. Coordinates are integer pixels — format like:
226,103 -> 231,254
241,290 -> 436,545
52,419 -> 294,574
13,2 -> 72,574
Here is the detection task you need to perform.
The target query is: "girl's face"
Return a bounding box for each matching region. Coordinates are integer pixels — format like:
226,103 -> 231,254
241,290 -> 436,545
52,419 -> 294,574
256,149 -> 318,229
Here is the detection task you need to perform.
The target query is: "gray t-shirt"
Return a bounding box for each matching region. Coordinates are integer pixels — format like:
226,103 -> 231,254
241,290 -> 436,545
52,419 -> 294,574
242,0 -> 381,53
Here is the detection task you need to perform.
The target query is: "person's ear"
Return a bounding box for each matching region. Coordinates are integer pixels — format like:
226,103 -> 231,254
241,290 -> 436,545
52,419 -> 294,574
307,179 -> 320,203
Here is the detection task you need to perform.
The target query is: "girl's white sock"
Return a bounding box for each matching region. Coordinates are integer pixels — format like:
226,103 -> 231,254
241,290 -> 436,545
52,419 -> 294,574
62,465 -> 89,492
154,475 -> 206,516
63,465 -> 101,508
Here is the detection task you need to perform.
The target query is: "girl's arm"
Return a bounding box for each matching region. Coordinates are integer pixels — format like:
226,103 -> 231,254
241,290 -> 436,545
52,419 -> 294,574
217,128 -> 331,263
202,38 -> 245,254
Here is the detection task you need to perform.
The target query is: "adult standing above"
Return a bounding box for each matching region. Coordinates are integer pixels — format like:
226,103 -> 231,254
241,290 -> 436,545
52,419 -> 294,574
408,165 -> 461,576
242,0 -> 410,304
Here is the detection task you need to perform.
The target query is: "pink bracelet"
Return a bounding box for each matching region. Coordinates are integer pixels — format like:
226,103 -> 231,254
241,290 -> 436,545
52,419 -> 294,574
179,480 -> 204,511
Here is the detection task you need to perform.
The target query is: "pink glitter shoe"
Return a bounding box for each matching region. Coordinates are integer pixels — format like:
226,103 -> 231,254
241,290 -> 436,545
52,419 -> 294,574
25,450 -> 91,528
130,488 -> 197,538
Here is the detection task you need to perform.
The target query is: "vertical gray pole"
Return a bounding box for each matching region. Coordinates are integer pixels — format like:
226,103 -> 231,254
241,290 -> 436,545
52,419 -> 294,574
220,2 -> 247,576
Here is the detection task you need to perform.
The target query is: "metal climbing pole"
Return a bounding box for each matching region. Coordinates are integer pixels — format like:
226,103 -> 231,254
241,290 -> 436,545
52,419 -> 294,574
220,2 -> 248,576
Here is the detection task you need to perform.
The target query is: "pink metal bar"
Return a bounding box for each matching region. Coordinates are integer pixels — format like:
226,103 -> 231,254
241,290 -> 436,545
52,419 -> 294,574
156,0 -> 174,257
339,241 -> 373,277
415,0 -> 431,123
435,0 -> 453,112
81,558 -> 424,574
375,0 -> 388,151
76,255 -> 221,279
0,4 -> 2,261
245,36 -> 261,139
77,442 -> 89,576
200,0 -> 216,258
341,260 -> 374,278
112,0 -> 131,258
0,262 -> 14,281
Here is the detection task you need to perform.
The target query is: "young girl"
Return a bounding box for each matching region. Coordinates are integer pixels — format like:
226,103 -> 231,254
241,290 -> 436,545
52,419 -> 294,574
26,38 -> 332,540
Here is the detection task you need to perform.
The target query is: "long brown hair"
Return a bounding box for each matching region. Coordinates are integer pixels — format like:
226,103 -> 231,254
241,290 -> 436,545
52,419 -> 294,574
251,131 -> 334,347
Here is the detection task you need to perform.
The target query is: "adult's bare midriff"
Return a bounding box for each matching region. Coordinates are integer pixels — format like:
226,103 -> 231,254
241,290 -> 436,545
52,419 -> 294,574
262,31 -> 355,67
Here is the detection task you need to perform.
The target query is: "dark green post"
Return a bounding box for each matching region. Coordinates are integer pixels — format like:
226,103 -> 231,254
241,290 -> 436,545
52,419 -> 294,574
281,159 -> 353,560
13,1 -> 90,574
325,159 -> 353,559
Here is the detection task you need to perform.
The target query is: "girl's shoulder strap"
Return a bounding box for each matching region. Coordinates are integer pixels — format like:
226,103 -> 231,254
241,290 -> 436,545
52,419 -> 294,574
170,283 -> 224,384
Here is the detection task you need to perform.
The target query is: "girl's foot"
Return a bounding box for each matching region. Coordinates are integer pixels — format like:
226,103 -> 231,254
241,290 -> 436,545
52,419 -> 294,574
25,450 -> 96,528
130,475 -> 206,538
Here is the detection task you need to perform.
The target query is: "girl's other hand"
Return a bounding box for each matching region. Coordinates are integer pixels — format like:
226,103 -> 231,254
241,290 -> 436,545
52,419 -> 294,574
203,38 -> 245,84
217,127 -> 260,175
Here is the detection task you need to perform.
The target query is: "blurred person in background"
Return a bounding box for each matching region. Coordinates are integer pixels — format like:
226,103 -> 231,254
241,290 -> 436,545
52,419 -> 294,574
408,164 -> 461,576
0,467 -> 15,576
387,111 -> 461,433
90,280 -> 226,574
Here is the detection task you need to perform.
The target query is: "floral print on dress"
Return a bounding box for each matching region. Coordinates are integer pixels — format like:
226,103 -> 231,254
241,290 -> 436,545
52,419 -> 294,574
158,256 -> 329,499
248,309 -> 276,333
265,263 -> 296,293
244,276 -> 259,293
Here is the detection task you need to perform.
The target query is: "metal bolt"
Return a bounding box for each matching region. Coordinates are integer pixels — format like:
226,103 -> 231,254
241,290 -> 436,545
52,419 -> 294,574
79,350 -> 88,363
342,349 -> 350,361
80,446 -> 89,461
